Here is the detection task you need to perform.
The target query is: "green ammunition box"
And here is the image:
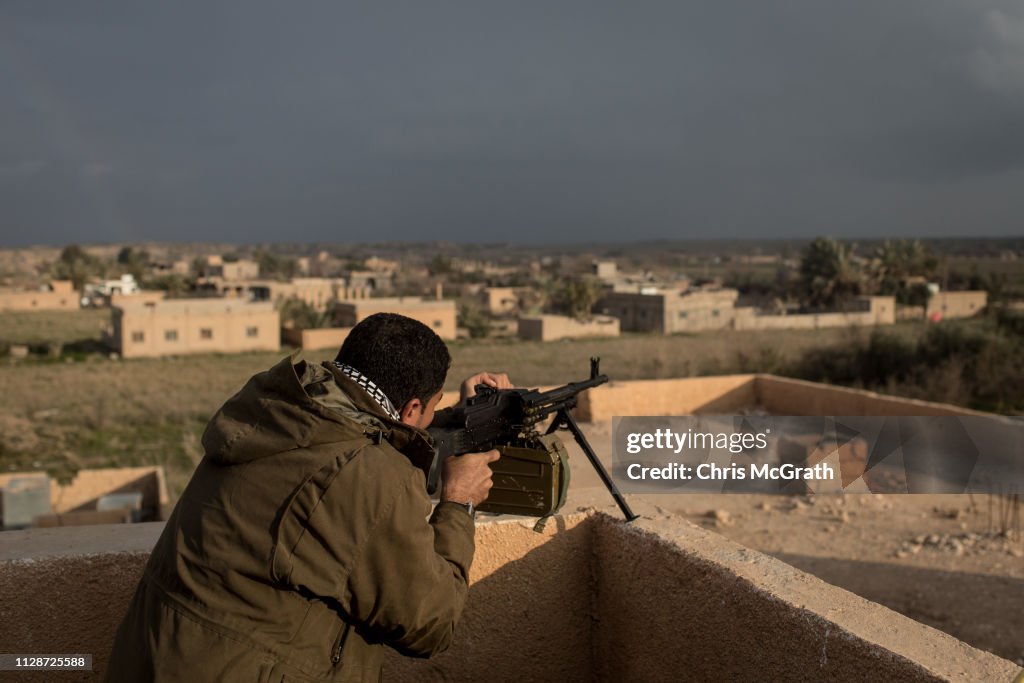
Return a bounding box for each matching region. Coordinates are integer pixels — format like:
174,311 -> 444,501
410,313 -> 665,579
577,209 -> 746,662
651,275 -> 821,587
477,434 -> 570,517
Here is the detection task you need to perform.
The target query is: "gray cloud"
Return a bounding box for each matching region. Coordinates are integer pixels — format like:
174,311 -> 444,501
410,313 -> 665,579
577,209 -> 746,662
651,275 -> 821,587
1,0 -> 1024,246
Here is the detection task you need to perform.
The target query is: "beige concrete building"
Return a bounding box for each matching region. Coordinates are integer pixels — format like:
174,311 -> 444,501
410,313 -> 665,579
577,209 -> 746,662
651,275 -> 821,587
206,259 -> 260,281
479,286 -> 525,316
111,299 -> 280,358
215,278 -> 371,311
592,259 -> 618,279
0,280 -> 78,311
927,290 -> 987,320
332,297 -> 457,340
517,314 -> 621,342
599,288 -> 741,333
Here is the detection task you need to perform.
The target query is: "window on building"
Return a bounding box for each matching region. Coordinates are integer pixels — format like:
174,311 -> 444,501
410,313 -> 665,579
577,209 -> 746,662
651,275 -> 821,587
678,311 -> 688,319
246,326 -> 259,338
200,328 -> 213,340
712,309 -> 720,317
433,320 -> 442,328
165,330 -> 178,342
131,331 -> 145,343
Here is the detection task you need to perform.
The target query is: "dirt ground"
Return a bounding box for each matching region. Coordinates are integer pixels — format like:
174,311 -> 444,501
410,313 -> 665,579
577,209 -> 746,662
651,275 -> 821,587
560,420 -> 1024,665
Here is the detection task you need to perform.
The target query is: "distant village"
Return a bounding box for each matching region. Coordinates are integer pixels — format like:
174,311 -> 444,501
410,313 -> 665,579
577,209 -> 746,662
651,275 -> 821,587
0,239 -> 995,360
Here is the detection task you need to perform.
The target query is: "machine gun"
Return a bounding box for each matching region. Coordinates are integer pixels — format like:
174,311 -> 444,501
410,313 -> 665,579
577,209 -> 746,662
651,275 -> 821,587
427,358 -> 637,522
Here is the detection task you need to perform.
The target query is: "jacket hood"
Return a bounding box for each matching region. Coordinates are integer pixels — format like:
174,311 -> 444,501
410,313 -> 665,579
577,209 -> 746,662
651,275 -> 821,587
201,355 -> 437,474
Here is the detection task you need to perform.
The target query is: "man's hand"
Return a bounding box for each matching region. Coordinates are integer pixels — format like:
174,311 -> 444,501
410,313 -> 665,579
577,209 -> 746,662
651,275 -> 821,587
460,372 -> 512,401
440,450 -> 501,507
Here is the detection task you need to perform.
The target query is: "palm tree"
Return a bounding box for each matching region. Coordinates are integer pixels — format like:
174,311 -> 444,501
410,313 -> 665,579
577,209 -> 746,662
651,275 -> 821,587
798,237 -> 862,311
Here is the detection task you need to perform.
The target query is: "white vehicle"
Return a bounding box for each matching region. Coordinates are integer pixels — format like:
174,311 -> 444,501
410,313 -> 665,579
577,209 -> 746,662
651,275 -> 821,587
81,274 -> 140,306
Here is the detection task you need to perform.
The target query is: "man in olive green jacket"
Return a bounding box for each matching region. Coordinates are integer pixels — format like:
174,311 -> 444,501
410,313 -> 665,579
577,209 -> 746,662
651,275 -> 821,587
107,313 -> 506,682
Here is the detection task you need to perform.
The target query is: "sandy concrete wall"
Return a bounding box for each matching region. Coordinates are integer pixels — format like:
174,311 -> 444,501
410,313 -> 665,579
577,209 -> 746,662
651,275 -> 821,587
735,310 -> 876,330
0,466 -> 168,518
0,512 -> 1016,681
0,285 -> 79,311
927,291 -> 987,319
517,314 -> 620,341
383,516 -> 595,681
592,510 -> 1018,682
574,374 -> 987,422
0,515 -> 594,682
282,326 -> 352,351
577,375 -> 758,422
755,375 -> 986,417
0,524 -> 157,681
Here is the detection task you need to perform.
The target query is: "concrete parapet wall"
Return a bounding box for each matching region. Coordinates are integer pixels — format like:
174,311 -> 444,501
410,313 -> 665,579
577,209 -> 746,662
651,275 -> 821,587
577,375 -> 758,422
754,375 -> 985,417
592,508 -> 1018,682
573,374 -> 984,422
384,515 -> 595,681
0,510 -> 1017,681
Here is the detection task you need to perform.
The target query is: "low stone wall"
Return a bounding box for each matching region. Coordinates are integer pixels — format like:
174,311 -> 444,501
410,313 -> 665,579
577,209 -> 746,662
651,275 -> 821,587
2,510 -> 1015,681
734,310 -> 880,330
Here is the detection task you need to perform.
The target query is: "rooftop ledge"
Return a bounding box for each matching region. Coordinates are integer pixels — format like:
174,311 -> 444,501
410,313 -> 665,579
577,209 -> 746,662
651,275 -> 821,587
0,503 -> 1018,682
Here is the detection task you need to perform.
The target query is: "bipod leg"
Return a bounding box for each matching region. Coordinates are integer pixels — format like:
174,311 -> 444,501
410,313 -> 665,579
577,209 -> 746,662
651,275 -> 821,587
548,409 -> 638,522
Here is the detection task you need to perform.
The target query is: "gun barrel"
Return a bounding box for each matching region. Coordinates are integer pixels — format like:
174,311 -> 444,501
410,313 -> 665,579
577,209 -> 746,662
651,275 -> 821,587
528,373 -> 608,406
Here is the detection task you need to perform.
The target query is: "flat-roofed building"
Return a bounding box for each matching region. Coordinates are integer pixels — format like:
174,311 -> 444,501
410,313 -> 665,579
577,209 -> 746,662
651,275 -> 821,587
0,280 -> 78,311
599,288 -> 740,334
111,299 -> 279,358
479,287 -> 525,316
517,314 -> 620,342
332,297 -> 457,340
205,259 -> 260,281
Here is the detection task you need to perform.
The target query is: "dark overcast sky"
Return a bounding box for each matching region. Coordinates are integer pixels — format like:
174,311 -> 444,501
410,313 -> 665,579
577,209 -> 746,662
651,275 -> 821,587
2,1 -> 1024,247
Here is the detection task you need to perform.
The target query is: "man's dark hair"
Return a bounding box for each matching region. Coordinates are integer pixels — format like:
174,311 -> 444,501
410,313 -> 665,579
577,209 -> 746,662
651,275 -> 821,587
336,313 -> 451,409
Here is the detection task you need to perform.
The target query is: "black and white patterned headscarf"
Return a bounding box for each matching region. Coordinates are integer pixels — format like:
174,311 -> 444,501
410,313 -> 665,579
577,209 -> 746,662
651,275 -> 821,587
332,361 -> 402,421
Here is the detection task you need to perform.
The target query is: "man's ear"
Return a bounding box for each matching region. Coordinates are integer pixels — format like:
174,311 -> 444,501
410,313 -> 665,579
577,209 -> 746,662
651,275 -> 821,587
398,397 -> 423,426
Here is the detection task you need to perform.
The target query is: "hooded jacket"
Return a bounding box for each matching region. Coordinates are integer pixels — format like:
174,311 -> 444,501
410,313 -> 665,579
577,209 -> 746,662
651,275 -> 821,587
106,356 -> 475,682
